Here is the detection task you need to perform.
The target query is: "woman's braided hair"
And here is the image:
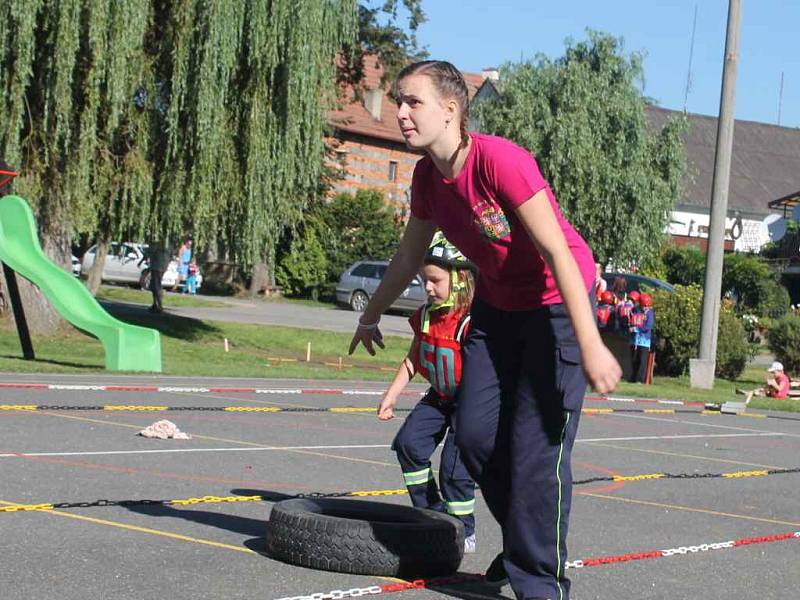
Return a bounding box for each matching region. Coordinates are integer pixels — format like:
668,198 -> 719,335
394,60 -> 470,148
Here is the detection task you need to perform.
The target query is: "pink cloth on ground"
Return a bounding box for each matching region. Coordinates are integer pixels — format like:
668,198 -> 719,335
410,132 -> 596,311
138,419 -> 191,439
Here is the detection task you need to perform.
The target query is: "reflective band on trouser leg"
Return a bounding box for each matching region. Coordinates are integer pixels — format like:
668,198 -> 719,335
445,499 -> 475,516
555,412 -> 571,600
403,468 -> 433,486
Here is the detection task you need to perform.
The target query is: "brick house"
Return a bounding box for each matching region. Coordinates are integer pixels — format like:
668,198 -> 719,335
327,57 -> 495,212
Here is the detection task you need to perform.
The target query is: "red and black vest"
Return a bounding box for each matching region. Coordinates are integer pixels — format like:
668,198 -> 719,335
409,305 -> 470,400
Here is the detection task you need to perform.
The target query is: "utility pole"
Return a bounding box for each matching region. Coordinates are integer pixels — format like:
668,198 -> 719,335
690,0 -> 741,389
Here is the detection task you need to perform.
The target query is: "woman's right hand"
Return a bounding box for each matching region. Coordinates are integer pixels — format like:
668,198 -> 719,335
348,319 -> 385,356
582,342 -> 622,394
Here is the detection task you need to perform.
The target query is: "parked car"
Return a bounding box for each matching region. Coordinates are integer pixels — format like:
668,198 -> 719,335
71,254 -> 81,277
80,242 -> 201,291
336,260 -> 427,314
602,272 -> 674,296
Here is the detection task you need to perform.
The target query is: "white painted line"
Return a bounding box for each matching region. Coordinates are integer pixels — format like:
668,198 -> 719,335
0,444 -> 392,458
578,432 -> 784,443
608,412 -> 776,433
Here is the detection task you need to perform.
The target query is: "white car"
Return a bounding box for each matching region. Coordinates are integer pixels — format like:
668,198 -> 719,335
80,242 -> 194,290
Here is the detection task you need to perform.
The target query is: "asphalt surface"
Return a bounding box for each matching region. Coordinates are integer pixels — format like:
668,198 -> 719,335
1,373 -> 798,600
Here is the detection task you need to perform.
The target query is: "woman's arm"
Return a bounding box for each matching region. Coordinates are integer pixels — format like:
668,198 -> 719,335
378,343 -> 417,420
349,216 -> 437,355
514,190 -> 622,394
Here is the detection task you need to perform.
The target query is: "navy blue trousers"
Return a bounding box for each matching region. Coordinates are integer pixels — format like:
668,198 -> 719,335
392,390 -> 476,536
455,299 -> 586,600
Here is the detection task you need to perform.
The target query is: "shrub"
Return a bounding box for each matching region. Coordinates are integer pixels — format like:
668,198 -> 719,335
766,315 -> 800,375
662,245 -> 705,286
275,226 -> 328,297
652,284 -> 751,379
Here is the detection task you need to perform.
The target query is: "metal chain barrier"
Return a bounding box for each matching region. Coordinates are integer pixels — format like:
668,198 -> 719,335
2,468 -> 797,514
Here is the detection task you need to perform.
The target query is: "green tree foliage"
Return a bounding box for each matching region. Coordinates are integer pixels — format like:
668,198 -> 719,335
473,31 -> 687,267
767,315 -> 800,375
652,285 -> 752,379
1,0 -> 357,271
661,246 -> 790,319
276,226 -> 329,298
662,245 -> 706,286
311,189 -> 402,282
339,0 -> 427,88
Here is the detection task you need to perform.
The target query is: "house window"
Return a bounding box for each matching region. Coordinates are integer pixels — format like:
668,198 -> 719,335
388,160 -> 398,182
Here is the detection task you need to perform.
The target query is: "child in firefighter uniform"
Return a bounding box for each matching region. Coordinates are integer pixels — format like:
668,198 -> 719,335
378,233 -> 478,553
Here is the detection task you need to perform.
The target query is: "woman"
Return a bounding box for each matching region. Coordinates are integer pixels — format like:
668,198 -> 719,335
349,60 -> 621,600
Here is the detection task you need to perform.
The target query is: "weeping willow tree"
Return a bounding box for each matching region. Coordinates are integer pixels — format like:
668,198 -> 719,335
152,0 -> 357,294
0,0 -> 357,330
0,0 -> 153,328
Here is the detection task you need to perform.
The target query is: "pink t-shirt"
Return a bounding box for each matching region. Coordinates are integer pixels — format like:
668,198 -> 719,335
769,372 -> 790,399
410,133 -> 596,311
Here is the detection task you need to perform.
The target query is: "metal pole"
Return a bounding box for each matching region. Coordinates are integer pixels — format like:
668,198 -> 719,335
2,262 -> 35,360
690,0 -> 741,389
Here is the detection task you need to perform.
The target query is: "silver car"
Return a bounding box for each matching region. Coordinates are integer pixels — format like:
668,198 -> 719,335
80,242 -> 188,289
336,260 -> 427,314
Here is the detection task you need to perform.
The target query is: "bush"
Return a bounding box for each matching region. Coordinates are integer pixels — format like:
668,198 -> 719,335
662,245 -> 705,286
311,189 -> 402,283
766,315 -> 800,375
275,226 -> 328,297
652,284 -> 751,379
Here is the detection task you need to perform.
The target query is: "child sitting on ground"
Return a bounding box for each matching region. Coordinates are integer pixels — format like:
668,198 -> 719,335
741,361 -> 790,404
377,232 -> 479,554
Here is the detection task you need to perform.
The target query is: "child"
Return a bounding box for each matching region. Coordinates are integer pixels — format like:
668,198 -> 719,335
377,233 -> 479,554
741,361 -> 790,404
595,290 -> 615,329
184,257 -> 199,295
615,290 -> 637,334
629,293 -> 654,383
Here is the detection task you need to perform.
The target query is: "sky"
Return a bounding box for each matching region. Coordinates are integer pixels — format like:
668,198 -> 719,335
411,1 -> 800,128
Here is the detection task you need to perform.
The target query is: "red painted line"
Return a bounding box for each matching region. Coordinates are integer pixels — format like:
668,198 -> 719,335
209,388 -> 257,393
0,383 -> 48,389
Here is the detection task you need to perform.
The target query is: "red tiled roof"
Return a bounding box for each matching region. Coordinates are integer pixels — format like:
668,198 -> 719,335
329,56 -> 486,144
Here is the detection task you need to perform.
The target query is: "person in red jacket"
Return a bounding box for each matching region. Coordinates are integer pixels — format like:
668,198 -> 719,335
595,290 -> 615,329
378,232 -> 479,554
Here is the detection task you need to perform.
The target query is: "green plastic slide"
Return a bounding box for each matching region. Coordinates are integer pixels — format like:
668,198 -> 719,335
0,195 -> 161,372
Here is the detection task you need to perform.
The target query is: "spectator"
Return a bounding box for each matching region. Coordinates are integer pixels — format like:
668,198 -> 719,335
184,257 -> 199,295
742,361 -> 790,404
176,237 -> 193,283
139,241 -> 170,313
628,293 -> 654,383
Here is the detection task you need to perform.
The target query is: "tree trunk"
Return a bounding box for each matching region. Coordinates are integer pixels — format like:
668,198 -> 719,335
85,240 -> 108,295
0,268 -> 64,335
248,261 -> 268,297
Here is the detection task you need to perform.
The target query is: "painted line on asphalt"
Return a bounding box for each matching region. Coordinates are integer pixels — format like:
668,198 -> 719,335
583,492 -> 800,528
0,444 -> 393,458
0,499 -> 256,554
1,433 -> 782,459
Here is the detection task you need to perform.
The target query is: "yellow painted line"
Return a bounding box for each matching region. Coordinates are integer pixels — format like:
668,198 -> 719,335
613,473 -> 665,482
643,409 -> 676,414
582,408 -> 614,414
0,405 -> 37,411
103,405 -> 169,411
582,493 -> 800,528
223,406 -> 282,412
737,413 -> 767,419
581,441 -> 785,470
329,407 -> 374,413
0,499 -> 255,553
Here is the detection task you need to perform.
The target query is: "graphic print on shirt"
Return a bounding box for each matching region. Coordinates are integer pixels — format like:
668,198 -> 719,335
472,197 -> 510,241
418,341 -> 457,397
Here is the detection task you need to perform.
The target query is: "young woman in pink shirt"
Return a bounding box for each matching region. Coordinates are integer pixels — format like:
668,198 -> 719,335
349,60 -> 621,600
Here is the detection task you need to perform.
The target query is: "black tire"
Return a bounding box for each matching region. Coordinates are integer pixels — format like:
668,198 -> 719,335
266,498 -> 464,577
349,290 -> 369,312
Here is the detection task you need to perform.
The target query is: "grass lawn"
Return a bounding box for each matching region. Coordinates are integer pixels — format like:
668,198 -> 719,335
0,309 -> 408,381
96,285 -> 227,308
0,309 -> 797,411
